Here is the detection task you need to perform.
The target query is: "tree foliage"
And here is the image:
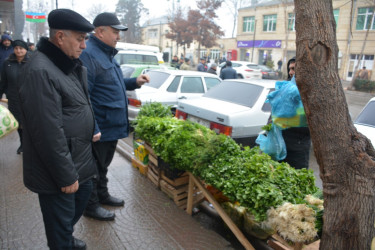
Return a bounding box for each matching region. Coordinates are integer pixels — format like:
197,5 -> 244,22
115,0 -> 148,43
165,8 -> 194,52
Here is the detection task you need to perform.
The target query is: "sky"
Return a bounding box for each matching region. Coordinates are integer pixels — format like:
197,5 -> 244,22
52,0 -> 235,38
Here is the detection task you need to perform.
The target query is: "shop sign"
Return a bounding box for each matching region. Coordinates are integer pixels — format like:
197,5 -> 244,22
237,40 -> 282,48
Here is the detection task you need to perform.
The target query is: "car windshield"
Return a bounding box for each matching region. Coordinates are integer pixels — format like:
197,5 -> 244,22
114,54 -> 159,65
203,80 -> 264,108
355,101 -> 375,127
145,71 -> 170,89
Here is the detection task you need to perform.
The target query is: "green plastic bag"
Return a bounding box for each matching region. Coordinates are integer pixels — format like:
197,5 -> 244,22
0,104 -> 19,138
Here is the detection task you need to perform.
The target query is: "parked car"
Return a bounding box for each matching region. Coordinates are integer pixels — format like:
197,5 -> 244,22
127,69 -> 222,121
354,97 -> 375,147
176,79 -> 275,147
256,65 -> 279,79
121,65 -> 175,78
217,61 -> 262,79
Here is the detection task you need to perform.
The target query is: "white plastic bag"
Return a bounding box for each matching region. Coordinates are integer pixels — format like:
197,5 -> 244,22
0,104 -> 19,138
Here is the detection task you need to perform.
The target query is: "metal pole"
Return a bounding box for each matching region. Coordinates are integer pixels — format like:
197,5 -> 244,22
56,0 -> 58,9
251,20 -> 257,62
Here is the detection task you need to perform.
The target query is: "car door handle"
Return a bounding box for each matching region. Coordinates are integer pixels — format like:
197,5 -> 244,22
178,96 -> 187,99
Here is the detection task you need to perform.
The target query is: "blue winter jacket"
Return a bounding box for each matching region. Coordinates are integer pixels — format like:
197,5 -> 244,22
80,35 -> 139,141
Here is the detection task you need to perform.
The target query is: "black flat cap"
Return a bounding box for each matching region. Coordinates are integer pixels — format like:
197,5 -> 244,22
48,9 -> 94,32
93,12 -> 128,31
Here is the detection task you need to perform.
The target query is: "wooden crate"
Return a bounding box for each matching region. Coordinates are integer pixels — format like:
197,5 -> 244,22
147,162 -> 161,188
160,180 -> 204,210
267,234 -> 320,250
131,157 -> 148,176
144,142 -> 155,156
161,171 -> 189,187
148,154 -> 158,167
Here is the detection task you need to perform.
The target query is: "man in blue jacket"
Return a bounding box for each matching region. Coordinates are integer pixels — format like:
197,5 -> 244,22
80,12 -> 149,221
220,60 -> 237,80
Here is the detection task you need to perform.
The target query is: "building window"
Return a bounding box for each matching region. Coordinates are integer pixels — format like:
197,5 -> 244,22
288,13 -> 295,31
210,49 -> 220,60
200,50 -> 207,59
333,9 -> 339,27
243,16 -> 255,32
263,14 -> 277,32
356,7 -> 375,30
148,29 -> 158,39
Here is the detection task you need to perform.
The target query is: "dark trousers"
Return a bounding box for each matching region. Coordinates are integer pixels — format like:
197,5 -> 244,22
38,180 -> 93,250
86,140 -> 118,209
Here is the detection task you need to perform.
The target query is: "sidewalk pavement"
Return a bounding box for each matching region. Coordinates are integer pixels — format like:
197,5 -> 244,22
0,131 -> 233,250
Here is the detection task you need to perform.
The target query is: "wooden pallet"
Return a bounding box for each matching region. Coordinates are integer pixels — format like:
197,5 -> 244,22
131,157 -> 148,176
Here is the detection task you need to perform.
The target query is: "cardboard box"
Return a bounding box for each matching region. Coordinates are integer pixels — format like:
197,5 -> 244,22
133,139 -> 149,165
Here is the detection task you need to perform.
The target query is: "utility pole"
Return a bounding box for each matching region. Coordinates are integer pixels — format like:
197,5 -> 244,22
251,20 -> 257,62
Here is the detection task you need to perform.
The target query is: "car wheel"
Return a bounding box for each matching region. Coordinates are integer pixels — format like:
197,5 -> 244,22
237,74 -> 244,79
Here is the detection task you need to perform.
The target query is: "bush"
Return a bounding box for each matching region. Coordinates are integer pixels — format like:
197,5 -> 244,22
354,79 -> 375,92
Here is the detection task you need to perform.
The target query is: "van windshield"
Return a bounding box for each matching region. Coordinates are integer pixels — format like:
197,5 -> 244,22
115,53 -> 159,65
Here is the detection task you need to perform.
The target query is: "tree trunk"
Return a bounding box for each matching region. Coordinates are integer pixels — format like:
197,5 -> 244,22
294,0 -> 375,249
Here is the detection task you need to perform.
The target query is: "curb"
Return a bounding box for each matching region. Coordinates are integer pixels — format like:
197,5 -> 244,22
116,139 -> 133,162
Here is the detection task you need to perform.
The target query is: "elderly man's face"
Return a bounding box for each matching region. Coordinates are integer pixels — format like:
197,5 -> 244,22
2,39 -> 11,47
60,30 -> 87,59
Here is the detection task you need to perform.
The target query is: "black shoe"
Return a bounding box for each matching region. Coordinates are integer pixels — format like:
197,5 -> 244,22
72,237 -> 86,250
100,195 -> 125,207
16,145 -> 23,154
84,206 -> 115,221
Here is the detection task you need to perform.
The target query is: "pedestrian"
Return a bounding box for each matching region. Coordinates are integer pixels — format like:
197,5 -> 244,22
359,66 -> 369,80
282,57 -> 311,169
0,40 -> 29,154
207,63 -> 217,75
171,55 -> 179,68
0,34 -> 14,78
177,57 -> 184,69
27,42 -> 35,51
197,57 -> 207,72
17,9 -> 97,250
277,58 -> 282,71
179,58 -> 191,70
80,12 -> 150,221
220,60 -> 237,80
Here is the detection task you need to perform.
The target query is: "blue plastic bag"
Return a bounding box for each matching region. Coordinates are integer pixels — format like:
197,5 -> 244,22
255,124 -> 286,161
267,76 -> 301,118
266,76 -> 308,129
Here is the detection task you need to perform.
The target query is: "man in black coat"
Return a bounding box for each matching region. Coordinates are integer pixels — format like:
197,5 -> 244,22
220,60 -> 237,80
18,9 -> 97,250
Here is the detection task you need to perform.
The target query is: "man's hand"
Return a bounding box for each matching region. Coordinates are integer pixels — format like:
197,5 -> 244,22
136,74 -> 150,87
61,180 -> 79,194
93,132 -> 101,142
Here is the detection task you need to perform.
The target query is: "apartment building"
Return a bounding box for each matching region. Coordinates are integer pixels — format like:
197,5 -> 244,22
236,0 -> 374,80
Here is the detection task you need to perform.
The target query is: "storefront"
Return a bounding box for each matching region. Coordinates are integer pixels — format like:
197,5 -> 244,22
237,40 -> 282,65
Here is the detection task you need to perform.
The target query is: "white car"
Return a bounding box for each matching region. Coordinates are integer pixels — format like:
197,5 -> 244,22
127,69 -> 222,121
217,61 -> 262,79
176,79 -> 275,147
354,97 -> 375,147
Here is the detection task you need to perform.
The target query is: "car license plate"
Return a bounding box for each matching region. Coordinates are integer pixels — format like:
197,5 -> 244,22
188,115 -> 210,128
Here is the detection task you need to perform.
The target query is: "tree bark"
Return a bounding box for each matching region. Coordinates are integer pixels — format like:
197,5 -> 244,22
294,0 -> 375,249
